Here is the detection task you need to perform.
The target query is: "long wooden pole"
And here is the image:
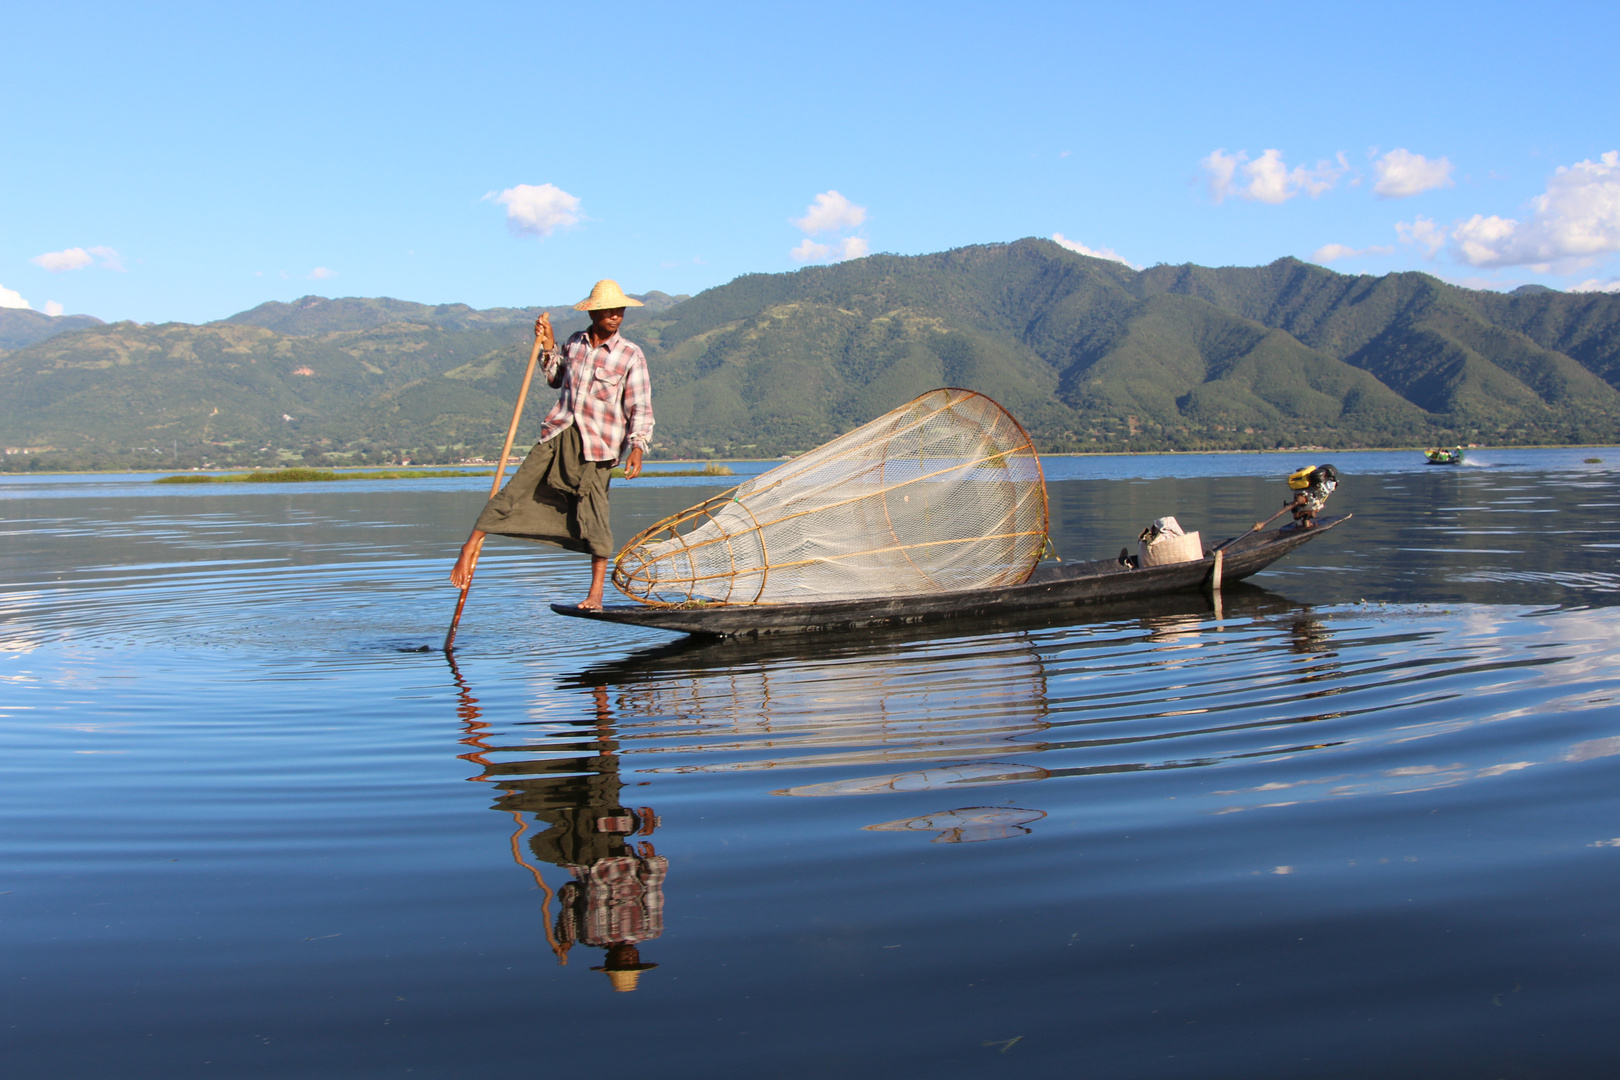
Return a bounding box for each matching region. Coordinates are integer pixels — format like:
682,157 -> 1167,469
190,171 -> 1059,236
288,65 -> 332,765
444,322 -> 548,651
1212,502 -> 1295,553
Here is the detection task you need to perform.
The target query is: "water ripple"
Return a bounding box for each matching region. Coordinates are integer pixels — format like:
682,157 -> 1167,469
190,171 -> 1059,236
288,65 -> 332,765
467,601 -> 1619,828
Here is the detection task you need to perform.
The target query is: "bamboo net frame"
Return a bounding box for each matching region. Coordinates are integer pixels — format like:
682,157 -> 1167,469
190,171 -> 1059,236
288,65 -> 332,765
612,388 -> 1049,607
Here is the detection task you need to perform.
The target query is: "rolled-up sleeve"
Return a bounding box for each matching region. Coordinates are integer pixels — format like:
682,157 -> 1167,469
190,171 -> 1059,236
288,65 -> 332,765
622,354 -> 654,453
541,347 -> 565,388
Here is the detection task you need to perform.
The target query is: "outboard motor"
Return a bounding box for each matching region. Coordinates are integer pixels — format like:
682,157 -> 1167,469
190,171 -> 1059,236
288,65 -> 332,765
1286,464 -> 1338,527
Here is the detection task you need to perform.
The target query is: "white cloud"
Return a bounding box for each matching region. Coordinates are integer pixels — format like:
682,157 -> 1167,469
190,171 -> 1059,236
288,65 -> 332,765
1396,215 -> 1447,257
789,236 -> 868,264
794,190 -> 866,234
1201,148 -> 1348,205
791,238 -> 831,263
309,267 -> 337,280
43,301 -> 64,316
0,284 -> 31,309
1311,243 -> 1395,264
1448,151 -> 1620,271
29,246 -> 123,272
1451,215 -> 1520,266
788,191 -> 868,263
1373,149 -> 1454,198
1201,149 -> 1240,202
89,246 -> 124,272
1051,232 -> 1141,269
32,247 -> 94,272
1572,278 -> 1620,293
488,182 -> 582,239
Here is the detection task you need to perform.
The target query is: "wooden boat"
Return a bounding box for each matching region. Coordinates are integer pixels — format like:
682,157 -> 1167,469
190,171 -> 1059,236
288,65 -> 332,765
551,515 -> 1351,639
1424,447 -> 1463,465
559,582 -> 1320,683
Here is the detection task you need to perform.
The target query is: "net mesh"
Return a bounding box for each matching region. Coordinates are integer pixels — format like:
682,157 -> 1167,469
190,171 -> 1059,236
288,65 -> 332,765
613,388 -> 1049,606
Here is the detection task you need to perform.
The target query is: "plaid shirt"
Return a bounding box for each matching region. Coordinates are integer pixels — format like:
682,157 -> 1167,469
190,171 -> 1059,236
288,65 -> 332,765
537,330 -> 654,464
556,854 -> 668,947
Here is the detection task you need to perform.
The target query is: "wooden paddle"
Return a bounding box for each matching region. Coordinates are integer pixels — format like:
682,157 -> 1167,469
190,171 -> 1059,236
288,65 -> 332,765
444,317 -> 551,651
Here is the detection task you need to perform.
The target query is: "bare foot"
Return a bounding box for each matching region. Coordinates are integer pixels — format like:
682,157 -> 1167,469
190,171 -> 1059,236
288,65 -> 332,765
577,554 -> 609,610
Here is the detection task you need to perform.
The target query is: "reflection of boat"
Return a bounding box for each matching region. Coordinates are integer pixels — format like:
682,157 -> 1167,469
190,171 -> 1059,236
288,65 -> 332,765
557,584 -> 1340,800
1424,447 -> 1463,465
552,516 -> 1350,638
590,629 -> 1055,776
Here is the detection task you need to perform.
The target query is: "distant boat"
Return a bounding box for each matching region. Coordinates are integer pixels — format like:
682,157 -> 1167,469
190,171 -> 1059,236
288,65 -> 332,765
1425,447 -> 1463,465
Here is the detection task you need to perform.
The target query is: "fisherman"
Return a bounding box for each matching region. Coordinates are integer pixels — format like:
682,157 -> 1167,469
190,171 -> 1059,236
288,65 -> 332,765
449,280 -> 654,609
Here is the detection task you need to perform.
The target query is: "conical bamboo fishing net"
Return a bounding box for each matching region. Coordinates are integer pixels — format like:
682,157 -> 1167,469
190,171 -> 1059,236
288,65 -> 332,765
613,388 -> 1049,606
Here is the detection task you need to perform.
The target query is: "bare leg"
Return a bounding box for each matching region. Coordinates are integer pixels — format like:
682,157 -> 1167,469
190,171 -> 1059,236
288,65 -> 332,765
580,555 -> 608,610
450,530 -> 487,589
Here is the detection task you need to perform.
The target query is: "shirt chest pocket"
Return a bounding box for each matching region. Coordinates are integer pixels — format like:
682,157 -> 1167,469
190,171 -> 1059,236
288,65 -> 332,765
589,366 -> 624,400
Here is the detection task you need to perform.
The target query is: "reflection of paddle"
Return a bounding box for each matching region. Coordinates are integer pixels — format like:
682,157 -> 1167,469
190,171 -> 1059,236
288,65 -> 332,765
444,318 -> 550,651
1212,502 -> 1295,553
507,810 -> 568,963
446,650 -> 567,961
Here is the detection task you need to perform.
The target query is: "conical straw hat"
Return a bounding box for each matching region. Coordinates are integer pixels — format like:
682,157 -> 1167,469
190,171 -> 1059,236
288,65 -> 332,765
604,968 -> 644,991
574,279 -> 645,311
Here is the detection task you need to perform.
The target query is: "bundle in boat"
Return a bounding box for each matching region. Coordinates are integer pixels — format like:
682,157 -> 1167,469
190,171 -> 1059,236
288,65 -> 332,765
613,388 -> 1049,606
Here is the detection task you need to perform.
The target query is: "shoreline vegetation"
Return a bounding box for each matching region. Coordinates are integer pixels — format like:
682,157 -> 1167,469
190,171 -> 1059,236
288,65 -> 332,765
611,462 -> 733,479
0,449 -> 1611,479
151,463 -> 736,484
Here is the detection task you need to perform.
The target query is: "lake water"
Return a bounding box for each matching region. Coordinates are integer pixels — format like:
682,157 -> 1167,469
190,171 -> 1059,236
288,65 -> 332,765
4,448 -> 1620,1078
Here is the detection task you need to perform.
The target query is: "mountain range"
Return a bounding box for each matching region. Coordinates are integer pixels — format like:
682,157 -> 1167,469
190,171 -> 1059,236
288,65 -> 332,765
3,239 -> 1618,468
0,307 -> 105,352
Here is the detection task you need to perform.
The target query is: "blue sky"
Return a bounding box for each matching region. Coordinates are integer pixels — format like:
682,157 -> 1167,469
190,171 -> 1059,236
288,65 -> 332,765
3,0 -> 1616,323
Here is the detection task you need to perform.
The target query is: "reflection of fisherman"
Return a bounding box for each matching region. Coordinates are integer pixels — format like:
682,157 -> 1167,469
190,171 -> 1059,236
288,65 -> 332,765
559,842 -> 666,992
487,685 -> 667,992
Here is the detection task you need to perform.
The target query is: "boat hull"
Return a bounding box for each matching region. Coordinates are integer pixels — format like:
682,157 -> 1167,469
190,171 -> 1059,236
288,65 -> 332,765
550,516 -> 1350,638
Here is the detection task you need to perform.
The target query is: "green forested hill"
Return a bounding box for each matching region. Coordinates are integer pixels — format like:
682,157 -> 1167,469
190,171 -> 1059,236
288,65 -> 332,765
3,242 -> 1618,469
220,290 -> 687,336
629,241 -> 1620,455
0,293 -> 684,468
0,319 -> 528,461
0,308 -> 105,352
1131,259 -> 1620,425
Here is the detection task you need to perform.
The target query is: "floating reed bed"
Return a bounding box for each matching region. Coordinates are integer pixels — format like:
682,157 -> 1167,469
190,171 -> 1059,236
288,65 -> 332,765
155,463 -> 736,484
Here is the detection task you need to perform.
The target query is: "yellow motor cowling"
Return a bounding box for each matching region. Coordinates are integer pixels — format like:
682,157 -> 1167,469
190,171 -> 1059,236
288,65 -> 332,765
1287,466 -> 1316,491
